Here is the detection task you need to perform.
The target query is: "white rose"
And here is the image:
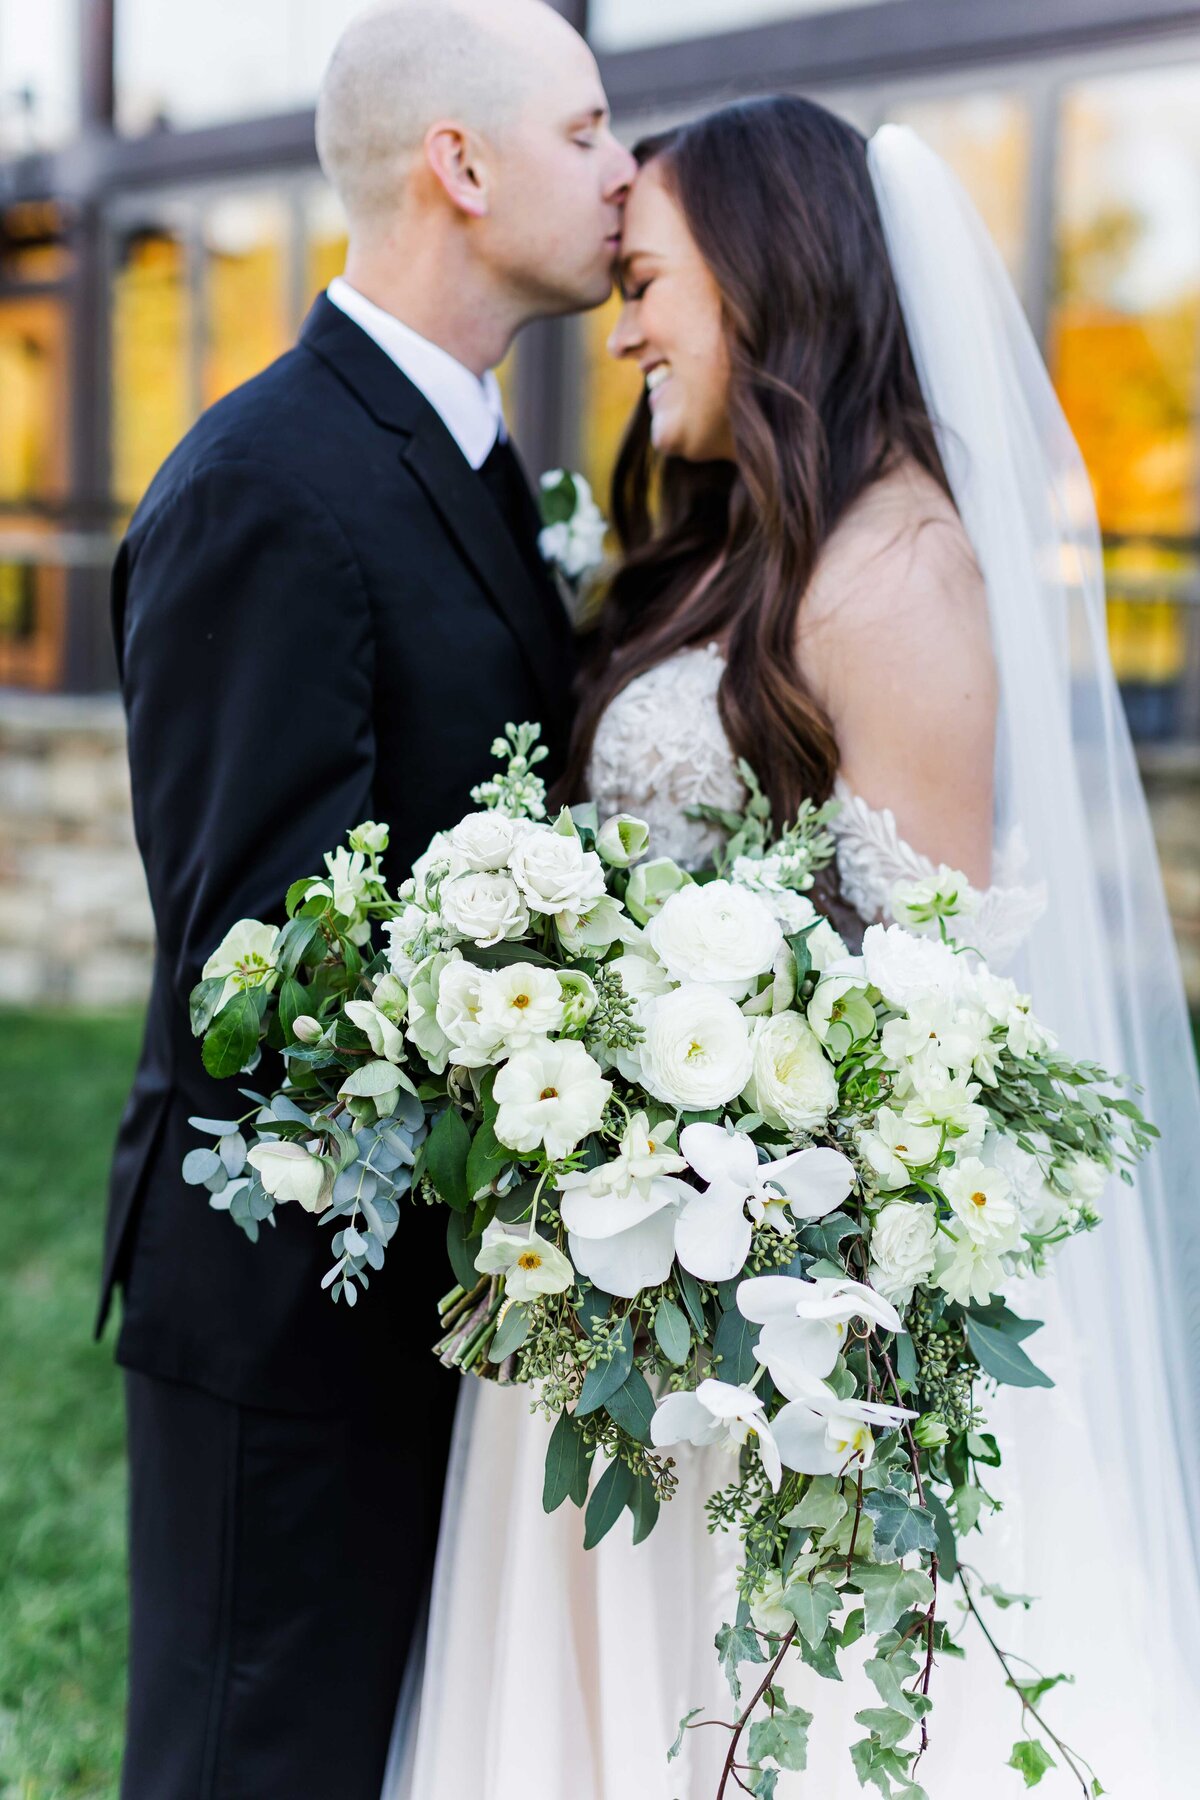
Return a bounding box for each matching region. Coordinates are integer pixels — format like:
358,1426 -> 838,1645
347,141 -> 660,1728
743,1012 -> 837,1134
246,1140 -> 331,1214
493,1038 -> 612,1161
647,879 -> 783,1001
640,985 -> 754,1111
440,871 -> 529,948
861,922 -> 972,1011
435,959 -> 506,1069
510,828 -> 607,917
868,1200 -> 938,1306
476,961 -> 564,1051
447,810 -> 522,872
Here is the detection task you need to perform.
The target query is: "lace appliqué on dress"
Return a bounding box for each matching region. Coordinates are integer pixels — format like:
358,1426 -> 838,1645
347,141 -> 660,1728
588,646 -> 1045,969
588,643 -> 746,871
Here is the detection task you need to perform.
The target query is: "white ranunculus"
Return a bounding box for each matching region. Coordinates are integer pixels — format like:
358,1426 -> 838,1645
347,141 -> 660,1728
640,985 -> 754,1111
861,922 -> 973,1010
744,1012 -> 838,1135
246,1140 -> 330,1213
939,1154 -> 1023,1249
647,879 -> 783,1001
650,1379 -> 783,1492
596,813 -> 651,868
344,998 -> 405,1064
202,918 -> 279,1011
856,1107 -> 943,1190
867,1200 -> 939,1306
435,959 -> 506,1069
474,1220 -> 574,1301
475,961 -> 564,1052
509,828 -> 606,917
439,871 -> 529,948
492,1038 -> 611,1161
447,810 -> 523,872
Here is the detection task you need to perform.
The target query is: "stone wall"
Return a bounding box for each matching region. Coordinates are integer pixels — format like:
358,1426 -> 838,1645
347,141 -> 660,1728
0,693 -> 154,1007
0,696 -> 1196,1012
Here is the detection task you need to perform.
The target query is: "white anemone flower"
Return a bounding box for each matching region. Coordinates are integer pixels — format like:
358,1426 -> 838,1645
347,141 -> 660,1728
737,1273 -> 903,1391
772,1376 -> 917,1476
673,1122 -> 855,1284
650,1378 -> 783,1492
492,1038 -> 612,1161
473,1219 -> 574,1301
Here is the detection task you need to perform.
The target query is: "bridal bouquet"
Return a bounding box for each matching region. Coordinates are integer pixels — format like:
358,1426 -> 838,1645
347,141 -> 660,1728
185,725 -> 1150,1800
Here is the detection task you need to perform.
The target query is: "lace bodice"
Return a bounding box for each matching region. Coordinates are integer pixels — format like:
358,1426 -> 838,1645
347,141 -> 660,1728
588,643 -> 1044,967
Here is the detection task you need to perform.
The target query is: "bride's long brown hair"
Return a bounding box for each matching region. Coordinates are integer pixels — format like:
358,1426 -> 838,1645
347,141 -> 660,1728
560,95 -> 950,826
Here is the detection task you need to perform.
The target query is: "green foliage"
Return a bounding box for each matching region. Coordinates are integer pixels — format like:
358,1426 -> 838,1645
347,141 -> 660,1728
748,1695 -> 813,1772
1008,1738 -> 1058,1786
583,1458 -> 634,1549
542,1410 -> 594,1513
715,1619 -> 766,1703
425,1105 -> 471,1212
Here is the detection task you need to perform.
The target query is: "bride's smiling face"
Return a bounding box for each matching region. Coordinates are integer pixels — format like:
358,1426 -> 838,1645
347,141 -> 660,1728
609,161 -> 735,463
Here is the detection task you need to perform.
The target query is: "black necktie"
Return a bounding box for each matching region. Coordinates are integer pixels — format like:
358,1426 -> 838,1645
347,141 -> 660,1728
479,437 -> 545,583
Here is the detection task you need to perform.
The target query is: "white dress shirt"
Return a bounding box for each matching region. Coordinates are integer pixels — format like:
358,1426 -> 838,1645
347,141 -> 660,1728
326,276 -> 506,470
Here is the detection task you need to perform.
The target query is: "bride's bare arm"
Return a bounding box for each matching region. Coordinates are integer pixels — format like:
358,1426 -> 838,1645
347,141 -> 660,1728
797,469 -> 997,888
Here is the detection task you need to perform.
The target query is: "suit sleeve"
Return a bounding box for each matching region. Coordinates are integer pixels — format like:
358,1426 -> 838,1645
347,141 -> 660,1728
118,456 -> 377,1006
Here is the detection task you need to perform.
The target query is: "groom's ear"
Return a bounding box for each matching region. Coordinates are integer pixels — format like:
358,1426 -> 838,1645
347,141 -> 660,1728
424,122 -> 490,219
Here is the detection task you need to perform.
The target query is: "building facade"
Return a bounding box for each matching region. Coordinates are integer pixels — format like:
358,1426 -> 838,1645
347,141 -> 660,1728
1,0 -> 1198,1001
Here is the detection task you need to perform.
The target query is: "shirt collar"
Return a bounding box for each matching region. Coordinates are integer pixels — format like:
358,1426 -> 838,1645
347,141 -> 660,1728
326,276 -> 505,470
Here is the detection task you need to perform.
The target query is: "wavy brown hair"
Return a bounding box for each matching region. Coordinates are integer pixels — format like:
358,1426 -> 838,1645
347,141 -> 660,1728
560,95 -> 950,826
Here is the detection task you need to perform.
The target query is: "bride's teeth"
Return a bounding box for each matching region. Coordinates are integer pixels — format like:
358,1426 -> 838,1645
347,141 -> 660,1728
645,365 -> 670,392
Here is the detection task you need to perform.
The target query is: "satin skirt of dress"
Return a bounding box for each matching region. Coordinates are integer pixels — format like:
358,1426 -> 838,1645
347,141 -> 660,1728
385,1262 -> 1200,1800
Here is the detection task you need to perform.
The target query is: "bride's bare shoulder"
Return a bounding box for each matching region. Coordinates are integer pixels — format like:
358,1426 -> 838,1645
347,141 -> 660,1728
797,457 -> 989,695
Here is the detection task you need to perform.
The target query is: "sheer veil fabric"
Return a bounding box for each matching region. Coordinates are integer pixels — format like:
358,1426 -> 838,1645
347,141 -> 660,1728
384,127 -> 1200,1797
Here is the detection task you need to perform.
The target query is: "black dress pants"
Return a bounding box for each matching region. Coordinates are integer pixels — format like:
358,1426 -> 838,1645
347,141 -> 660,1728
120,1361 -> 457,1800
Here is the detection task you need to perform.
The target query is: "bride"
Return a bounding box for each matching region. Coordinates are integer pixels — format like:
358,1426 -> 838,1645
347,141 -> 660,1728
388,98 -> 1200,1796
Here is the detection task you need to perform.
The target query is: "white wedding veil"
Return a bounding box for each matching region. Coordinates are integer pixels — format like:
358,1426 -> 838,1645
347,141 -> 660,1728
867,121 -> 1200,1715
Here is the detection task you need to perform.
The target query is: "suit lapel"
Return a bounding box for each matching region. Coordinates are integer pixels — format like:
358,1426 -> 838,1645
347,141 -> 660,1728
301,294 -> 575,728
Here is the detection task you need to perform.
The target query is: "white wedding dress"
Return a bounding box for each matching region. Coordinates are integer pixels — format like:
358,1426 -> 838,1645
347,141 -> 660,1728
385,640 -> 1199,1798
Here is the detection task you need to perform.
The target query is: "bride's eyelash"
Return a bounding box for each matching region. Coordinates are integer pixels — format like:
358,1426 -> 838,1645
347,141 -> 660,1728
624,279 -> 652,302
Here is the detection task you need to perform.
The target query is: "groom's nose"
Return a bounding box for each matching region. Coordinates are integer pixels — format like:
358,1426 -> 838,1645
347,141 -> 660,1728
602,136 -> 638,206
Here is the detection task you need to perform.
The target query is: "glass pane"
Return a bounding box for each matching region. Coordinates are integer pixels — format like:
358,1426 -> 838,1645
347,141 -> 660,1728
305,183 -> 348,309
881,92 -> 1031,292
0,294 -> 70,687
579,291 -> 643,512
201,193 -> 290,409
590,0 -> 901,54
110,212 -> 193,511
1050,64 -> 1200,747
0,0 -> 79,154
116,0 -> 363,134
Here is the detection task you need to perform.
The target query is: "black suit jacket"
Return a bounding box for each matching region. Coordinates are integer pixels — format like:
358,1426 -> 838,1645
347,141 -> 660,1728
100,295 -> 577,1412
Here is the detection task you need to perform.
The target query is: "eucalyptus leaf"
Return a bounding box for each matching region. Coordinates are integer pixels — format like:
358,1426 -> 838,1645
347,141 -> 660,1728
964,1316 -> 1054,1388
575,1318 -> 634,1416
583,1458 -> 634,1549
489,1302 -> 530,1363
542,1409 -> 594,1513
603,1366 -> 655,1445
182,1148 -> 223,1186
713,1306 -> 760,1385
653,1298 -> 691,1367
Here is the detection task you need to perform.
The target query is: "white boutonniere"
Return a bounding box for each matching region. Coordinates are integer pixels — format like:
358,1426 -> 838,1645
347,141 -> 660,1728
537,468 -> 608,588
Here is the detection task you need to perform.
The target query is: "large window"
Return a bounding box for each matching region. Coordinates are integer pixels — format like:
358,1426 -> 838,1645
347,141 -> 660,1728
115,0 -> 362,135
590,0 -> 900,53
0,0 -> 78,156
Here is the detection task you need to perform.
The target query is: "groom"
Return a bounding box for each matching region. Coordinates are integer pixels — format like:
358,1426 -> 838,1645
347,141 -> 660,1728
100,3 -> 634,1794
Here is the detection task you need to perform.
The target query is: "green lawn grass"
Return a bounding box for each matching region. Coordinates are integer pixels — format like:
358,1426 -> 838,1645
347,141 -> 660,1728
0,1010 -> 143,1800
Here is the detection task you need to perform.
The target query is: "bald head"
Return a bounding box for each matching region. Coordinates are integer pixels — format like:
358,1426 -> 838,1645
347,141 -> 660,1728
316,0 -> 583,226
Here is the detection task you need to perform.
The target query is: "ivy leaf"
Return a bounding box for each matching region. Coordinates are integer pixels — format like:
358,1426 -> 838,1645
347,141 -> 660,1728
424,1106 -> 472,1212
715,1620 -> 766,1702
863,1489 -> 939,1563
668,1708 -> 704,1762
603,1365 -> 656,1445
583,1457 -> 635,1549
575,1317 -> 634,1416
202,989 -> 261,1079
864,1656 -> 919,1720
796,1627 -> 842,1683
748,1699 -> 813,1772
798,1210 -> 862,1262
749,1770 -> 778,1799
713,1305 -> 760,1385
653,1297 -> 691,1366
964,1316 -> 1054,1388
854,1705 -> 919,1750
853,1564 -> 935,1635
782,1579 -> 840,1649
1011,1672 -> 1073,1707
1008,1739 -> 1057,1787
782,1475 -> 848,1536
542,1409 -> 594,1513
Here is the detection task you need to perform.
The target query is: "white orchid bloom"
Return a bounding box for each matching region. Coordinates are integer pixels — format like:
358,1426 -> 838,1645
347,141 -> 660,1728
650,1378 -> 783,1492
737,1273 -> 902,1391
557,1114 -> 691,1299
772,1375 -> 917,1476
673,1122 -> 855,1284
